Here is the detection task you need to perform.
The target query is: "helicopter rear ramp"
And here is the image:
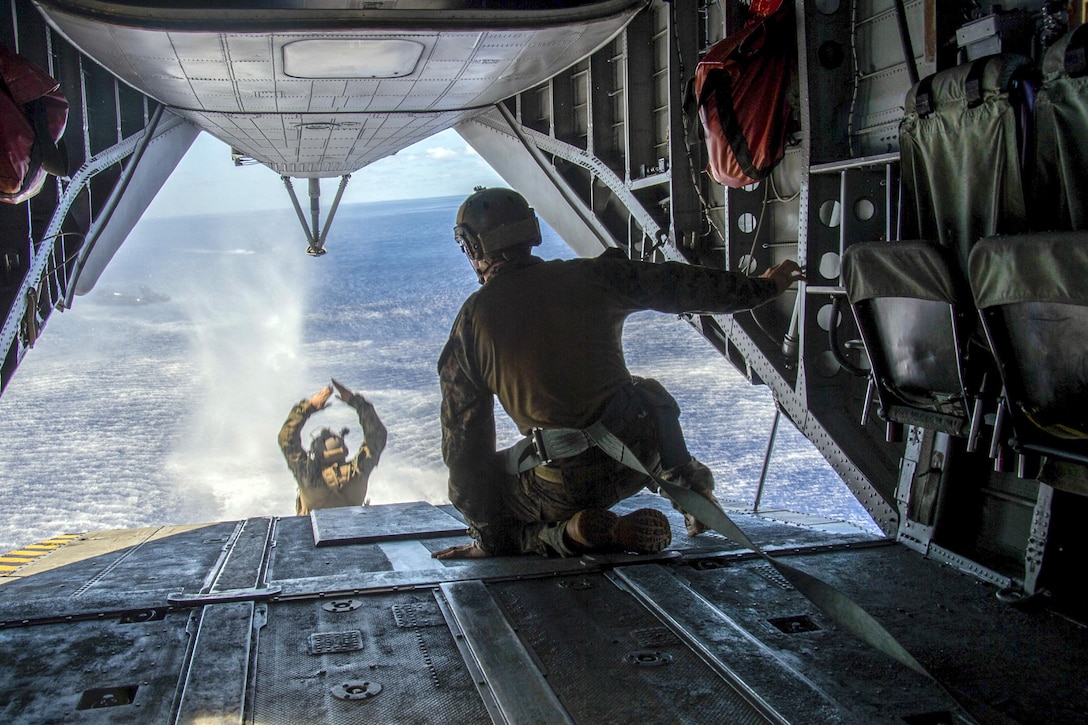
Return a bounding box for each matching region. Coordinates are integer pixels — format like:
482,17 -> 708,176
2,495 -> 1085,723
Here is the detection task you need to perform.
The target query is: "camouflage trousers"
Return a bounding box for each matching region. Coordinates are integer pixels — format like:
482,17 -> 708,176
500,383 -> 663,556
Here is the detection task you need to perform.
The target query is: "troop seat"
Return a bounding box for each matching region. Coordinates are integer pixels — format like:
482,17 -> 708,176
842,240 -> 984,440
900,53 -> 1033,271
968,232 -> 1088,468
1033,25 -> 1088,231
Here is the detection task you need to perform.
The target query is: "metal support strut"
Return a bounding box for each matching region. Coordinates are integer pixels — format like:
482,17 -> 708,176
282,174 -> 351,256
754,408 -> 781,512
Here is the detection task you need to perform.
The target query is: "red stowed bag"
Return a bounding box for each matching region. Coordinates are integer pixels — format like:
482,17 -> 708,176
748,0 -> 785,17
694,3 -> 795,187
1,44 -> 69,204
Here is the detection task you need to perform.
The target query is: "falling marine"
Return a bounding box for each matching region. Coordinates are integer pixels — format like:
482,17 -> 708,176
1,1 -> 1087,722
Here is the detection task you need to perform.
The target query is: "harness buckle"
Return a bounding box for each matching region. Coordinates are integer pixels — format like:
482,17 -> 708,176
531,428 -> 552,466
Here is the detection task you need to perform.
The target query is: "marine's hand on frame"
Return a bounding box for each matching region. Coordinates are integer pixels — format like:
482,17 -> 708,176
761,259 -> 806,294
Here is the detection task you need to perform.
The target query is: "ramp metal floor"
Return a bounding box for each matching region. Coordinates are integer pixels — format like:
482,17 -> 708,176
1,494 -> 1084,723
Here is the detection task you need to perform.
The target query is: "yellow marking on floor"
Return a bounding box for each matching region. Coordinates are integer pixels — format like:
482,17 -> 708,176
1,535 -> 81,576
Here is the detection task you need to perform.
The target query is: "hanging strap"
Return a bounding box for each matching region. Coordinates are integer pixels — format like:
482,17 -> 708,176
579,422 -> 931,676
520,419 -> 981,715
27,95 -> 67,177
502,420 -> 988,718
506,420 -> 924,675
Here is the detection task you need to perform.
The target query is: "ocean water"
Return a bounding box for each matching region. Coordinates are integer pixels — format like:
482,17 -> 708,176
0,195 -> 879,554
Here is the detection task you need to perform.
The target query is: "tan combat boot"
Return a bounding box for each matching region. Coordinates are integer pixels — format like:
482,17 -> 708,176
565,508 -> 671,554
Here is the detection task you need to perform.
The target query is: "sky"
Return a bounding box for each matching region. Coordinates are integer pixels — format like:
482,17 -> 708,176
146,127 -> 506,218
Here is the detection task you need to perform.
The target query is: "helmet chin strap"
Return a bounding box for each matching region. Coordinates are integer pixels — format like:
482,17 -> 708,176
472,257 -> 495,284
469,246 -> 531,284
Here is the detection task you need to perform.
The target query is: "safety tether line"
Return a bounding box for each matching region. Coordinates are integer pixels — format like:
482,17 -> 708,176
503,422 -> 989,720
580,421 -> 928,677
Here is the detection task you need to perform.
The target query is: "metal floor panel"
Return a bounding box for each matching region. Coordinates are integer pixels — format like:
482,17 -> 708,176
0,522 -> 246,626
615,562 -> 933,724
0,496 -> 983,724
267,516 -> 395,583
210,518 -> 273,592
615,564 -> 855,723
487,572 -> 777,725
250,592 -> 488,725
441,579 -> 572,724
674,545 -> 1088,724
0,610 -> 191,724
176,602 -> 253,722
0,522 -> 239,605
311,502 -> 467,547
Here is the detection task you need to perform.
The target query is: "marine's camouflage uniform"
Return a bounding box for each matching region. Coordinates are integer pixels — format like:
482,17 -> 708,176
278,394 -> 388,515
439,248 -> 779,555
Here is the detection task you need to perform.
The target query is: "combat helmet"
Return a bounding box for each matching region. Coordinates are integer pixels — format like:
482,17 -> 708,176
311,427 -> 350,467
454,187 -> 541,262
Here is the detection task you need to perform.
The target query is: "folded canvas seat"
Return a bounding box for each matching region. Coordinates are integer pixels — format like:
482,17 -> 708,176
842,240 -> 982,439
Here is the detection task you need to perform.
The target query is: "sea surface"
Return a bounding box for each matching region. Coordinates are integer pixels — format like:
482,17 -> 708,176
0,195 -> 879,554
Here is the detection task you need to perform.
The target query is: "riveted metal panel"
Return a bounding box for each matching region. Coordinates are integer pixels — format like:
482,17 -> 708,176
0,610 -> 190,724
209,518 -> 273,593
265,516 -> 394,582
440,579 -> 573,724
0,522 -> 239,607
249,592 -> 487,725
488,572 -> 773,724
672,545 -> 1059,722
175,602 -> 255,722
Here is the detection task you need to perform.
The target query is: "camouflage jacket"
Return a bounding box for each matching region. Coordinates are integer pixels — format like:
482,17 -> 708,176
278,394 -> 388,515
438,249 -> 778,552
